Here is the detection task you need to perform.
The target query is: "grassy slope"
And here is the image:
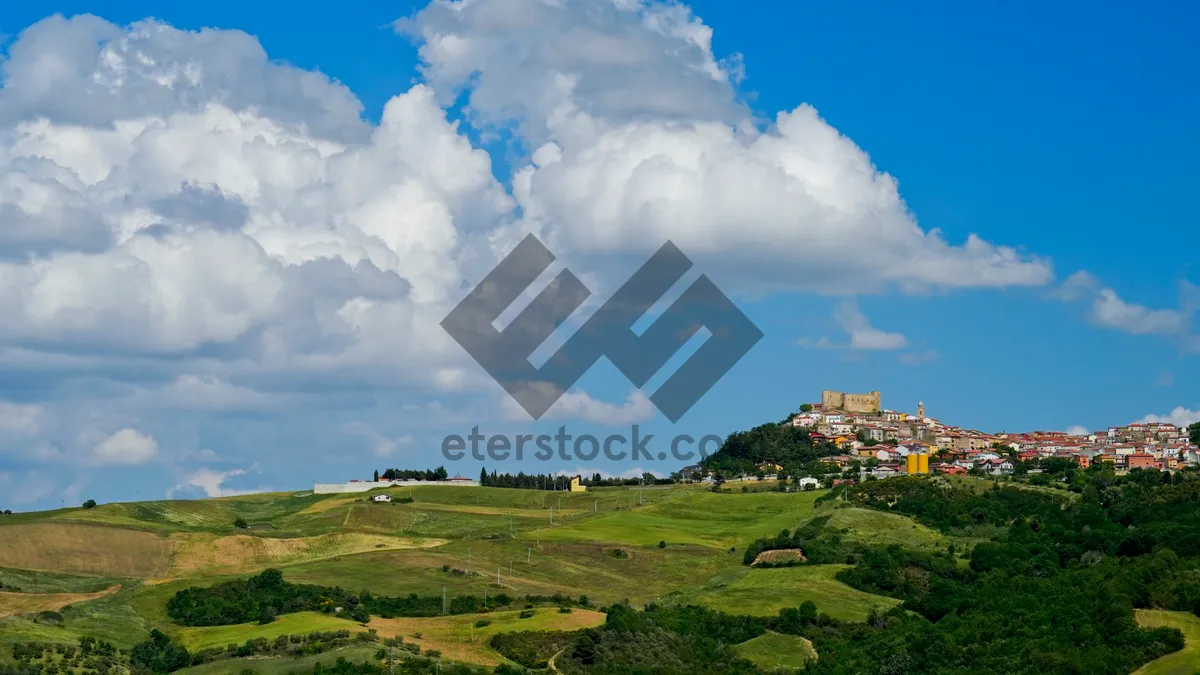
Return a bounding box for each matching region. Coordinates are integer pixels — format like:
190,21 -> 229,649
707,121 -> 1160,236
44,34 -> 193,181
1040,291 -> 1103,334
734,631 -> 817,671
176,608 -> 607,667
0,483 -> 948,669
175,646 -> 382,675
0,523 -> 172,577
0,585 -> 120,617
366,608 -> 607,666
0,568 -> 128,594
532,489 -> 824,549
0,585 -> 152,659
808,506 -> 949,551
671,564 -> 902,621
1134,610 -> 1200,675
176,611 -> 365,650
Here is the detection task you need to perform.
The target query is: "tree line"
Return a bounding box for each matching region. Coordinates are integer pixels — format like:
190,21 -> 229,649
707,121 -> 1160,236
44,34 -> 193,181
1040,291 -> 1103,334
377,467 -> 449,481
478,469 -> 671,489
166,568 -> 585,627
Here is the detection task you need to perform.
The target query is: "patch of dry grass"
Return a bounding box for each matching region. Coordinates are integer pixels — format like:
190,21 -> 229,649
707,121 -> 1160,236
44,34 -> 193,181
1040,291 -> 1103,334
0,523 -> 171,577
0,585 -> 121,617
165,532 -> 446,576
752,549 -> 806,565
367,609 -> 607,666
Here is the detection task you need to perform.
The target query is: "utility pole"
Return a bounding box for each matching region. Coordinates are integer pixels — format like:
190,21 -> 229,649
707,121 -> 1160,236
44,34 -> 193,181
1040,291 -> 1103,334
497,567 -> 501,585
527,547 -> 531,563
549,506 -> 553,525
468,546 -> 472,574
442,586 -> 447,615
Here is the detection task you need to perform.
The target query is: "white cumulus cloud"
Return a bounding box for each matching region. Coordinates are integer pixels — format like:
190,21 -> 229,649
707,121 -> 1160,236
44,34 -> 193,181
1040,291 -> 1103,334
799,299 -> 908,351
168,466 -> 268,498
1139,408 -> 1200,429
406,0 -> 1052,294
92,428 -> 158,466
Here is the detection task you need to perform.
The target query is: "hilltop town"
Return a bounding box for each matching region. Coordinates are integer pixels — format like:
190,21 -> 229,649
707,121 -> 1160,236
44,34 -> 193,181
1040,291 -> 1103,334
684,389 -> 1200,483
792,389 -> 1200,479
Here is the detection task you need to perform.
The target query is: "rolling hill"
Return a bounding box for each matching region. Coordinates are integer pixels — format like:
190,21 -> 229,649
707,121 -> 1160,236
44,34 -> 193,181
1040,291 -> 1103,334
0,482 -> 927,672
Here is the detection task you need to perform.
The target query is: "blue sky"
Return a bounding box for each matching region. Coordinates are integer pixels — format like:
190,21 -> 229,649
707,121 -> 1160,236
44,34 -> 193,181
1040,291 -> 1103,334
0,0 -> 1196,509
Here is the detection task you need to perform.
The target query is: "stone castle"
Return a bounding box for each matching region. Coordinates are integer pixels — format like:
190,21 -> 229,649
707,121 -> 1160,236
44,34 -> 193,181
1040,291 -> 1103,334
821,389 -> 882,414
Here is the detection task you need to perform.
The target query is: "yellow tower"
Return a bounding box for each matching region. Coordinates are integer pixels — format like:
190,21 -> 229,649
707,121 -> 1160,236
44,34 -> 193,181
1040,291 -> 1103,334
906,453 -> 919,475
918,453 -> 929,474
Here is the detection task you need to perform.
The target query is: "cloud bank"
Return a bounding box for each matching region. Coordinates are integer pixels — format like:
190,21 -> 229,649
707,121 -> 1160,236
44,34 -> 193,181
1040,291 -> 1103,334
0,2 -> 1061,504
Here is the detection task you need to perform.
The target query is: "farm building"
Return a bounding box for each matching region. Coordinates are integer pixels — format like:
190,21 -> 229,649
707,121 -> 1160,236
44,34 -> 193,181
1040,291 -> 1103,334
373,494 -> 391,502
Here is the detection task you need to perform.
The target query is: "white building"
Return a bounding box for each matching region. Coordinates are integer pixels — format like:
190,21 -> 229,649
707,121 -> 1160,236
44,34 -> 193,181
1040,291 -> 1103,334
373,494 -> 391,503
797,477 -> 821,490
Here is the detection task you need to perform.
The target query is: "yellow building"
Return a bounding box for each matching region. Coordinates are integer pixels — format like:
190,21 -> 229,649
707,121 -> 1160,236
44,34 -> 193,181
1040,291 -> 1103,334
569,475 -> 587,492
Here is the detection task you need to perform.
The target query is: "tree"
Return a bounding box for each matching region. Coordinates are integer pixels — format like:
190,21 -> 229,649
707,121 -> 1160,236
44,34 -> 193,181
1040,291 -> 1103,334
82,499 -> 97,509
799,403 -> 814,413
373,469 -> 380,482
130,629 -> 190,673
481,467 -> 488,485
349,604 -> 370,624
234,516 -> 249,529
1189,422 -> 1200,446
572,631 -> 599,665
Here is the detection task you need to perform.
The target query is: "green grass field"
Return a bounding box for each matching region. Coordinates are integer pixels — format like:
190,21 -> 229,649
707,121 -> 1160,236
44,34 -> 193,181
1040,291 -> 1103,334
0,482 -> 950,672
531,489 -> 824,549
175,646 -> 381,674
1134,610 -> 1200,675
671,564 -> 901,621
176,611 -> 364,650
0,585 -> 152,661
175,608 -> 607,667
366,607 -> 607,665
810,506 -> 945,548
0,568 -> 128,594
734,631 -> 816,671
